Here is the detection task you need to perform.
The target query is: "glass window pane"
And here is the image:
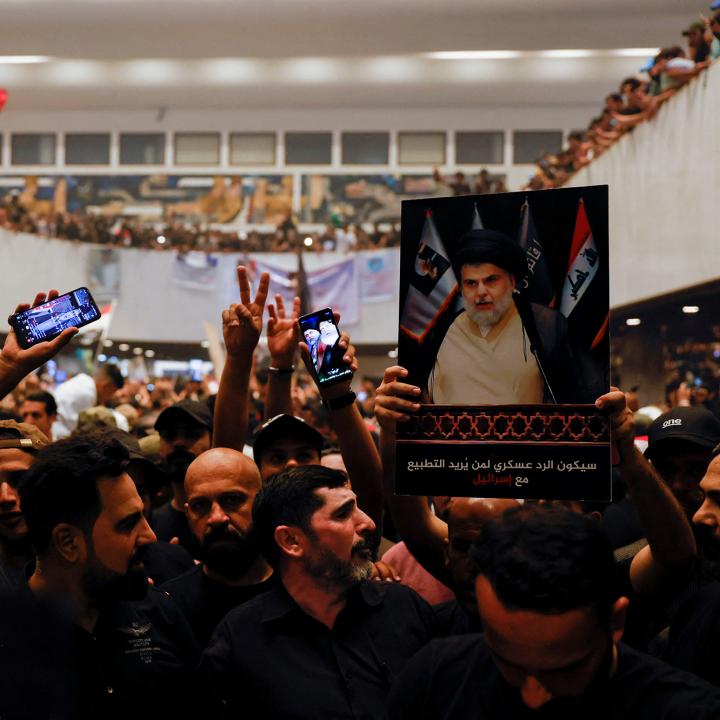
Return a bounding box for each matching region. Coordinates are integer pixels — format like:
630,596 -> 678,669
11,134 -> 56,165
285,132 -> 332,165
398,132 -> 446,164
341,132 -> 389,164
230,133 -> 276,165
174,133 -> 220,164
455,132 -> 504,164
119,133 -> 165,164
65,133 -> 110,164
513,131 -> 563,164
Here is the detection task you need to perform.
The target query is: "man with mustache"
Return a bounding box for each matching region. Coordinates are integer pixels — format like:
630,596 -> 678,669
428,229 -> 599,405
151,398 -> 212,554
161,447 -> 275,646
199,466 -> 436,719
18,432 -> 200,719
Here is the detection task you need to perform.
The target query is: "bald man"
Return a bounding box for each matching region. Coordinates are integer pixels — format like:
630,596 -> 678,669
161,448 -> 275,646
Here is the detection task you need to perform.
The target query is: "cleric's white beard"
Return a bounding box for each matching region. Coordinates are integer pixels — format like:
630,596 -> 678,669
464,287 -> 514,331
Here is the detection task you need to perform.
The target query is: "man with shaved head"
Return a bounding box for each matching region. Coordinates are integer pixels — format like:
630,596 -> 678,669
161,448 -> 275,646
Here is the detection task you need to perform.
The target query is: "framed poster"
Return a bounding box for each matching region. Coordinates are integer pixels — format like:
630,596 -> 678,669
396,186 -> 611,500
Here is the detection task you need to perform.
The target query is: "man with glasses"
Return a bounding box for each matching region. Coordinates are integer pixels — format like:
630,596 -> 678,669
151,399 -> 212,553
161,447 -> 275,646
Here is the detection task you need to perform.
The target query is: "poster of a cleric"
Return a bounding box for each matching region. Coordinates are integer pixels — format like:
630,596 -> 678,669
395,185 -> 610,500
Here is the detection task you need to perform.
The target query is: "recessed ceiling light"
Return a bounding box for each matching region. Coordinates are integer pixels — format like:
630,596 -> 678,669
118,343 -> 130,351
144,349 -> 155,358
426,48 -> 659,61
0,56 -> 51,64
626,318 -> 641,327
201,340 -> 210,348
133,347 -> 143,355
682,306 -> 700,314
427,51 -> 522,60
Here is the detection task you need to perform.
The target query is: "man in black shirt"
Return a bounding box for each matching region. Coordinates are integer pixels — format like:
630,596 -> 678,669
19,432 -> 200,720
199,465 -> 436,719
388,505 -> 720,719
151,398 -> 212,553
161,447 -> 274,646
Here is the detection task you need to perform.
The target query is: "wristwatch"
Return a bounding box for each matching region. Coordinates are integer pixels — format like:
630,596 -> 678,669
324,391 -> 357,410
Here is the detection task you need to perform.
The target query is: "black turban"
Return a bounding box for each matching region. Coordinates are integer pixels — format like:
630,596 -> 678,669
453,229 -> 527,283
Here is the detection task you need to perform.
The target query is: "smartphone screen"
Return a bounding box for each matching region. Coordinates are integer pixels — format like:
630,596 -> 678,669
9,287 -> 101,349
298,307 -> 353,386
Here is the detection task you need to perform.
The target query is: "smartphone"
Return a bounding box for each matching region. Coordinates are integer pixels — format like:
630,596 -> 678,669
8,287 -> 101,349
298,307 -> 353,386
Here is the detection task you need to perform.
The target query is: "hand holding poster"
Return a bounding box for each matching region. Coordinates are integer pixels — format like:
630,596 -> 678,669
395,186 -> 611,500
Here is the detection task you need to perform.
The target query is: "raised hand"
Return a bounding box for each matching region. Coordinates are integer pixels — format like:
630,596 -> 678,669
0,290 -> 78,380
267,294 -> 301,368
222,266 -> 270,358
374,365 -> 422,433
595,387 -> 635,459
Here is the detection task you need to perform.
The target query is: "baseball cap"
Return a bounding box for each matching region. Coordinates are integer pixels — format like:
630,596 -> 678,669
454,229 -> 527,282
155,399 -> 213,434
645,407 -> 720,458
682,20 -> 706,35
252,414 -> 324,465
0,420 -> 50,452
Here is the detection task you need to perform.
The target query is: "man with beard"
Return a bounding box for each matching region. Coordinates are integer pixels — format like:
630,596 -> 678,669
388,505 -> 720,719
0,420 -> 48,588
161,448 -> 275,646
18,432 -> 200,719
151,398 -> 212,554
427,229 -> 599,405
199,466 -> 436,719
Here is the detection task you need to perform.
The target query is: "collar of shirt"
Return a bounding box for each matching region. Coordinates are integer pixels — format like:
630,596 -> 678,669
260,580 -> 385,624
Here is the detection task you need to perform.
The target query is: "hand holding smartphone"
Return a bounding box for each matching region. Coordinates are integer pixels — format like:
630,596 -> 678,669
298,307 -> 353,387
8,287 -> 101,349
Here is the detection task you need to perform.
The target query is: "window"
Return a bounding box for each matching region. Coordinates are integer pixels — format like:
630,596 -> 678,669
341,132 -> 389,164
512,131 -> 563,164
119,133 -> 165,164
230,133 -> 276,165
65,133 -> 110,164
11,134 -> 56,165
398,132 -> 446,165
174,133 -> 220,164
455,132 -> 504,164
285,132 -> 332,165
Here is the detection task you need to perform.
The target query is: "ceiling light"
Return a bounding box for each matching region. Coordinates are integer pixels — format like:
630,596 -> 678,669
157,235 -> 166,245
144,349 -> 155,358
0,56 -> 51,64
682,306 -> 700,314
610,48 -> 661,57
201,340 -> 210,348
538,49 -> 594,59
98,354 -> 107,362
133,347 -> 143,355
427,51 -> 522,60
625,318 -> 641,327
118,343 -> 130,351
304,237 -> 313,247
103,340 -> 113,347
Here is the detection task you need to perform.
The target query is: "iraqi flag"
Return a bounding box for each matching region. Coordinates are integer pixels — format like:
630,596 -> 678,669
517,199 -> 555,307
400,210 -> 458,343
560,198 -> 608,350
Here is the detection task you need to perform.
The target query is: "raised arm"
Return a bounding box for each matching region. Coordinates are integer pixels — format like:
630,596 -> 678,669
376,365 -> 451,586
0,290 -> 78,399
596,389 -> 697,596
298,326 -> 384,529
212,266 -> 269,451
264,294 -> 301,419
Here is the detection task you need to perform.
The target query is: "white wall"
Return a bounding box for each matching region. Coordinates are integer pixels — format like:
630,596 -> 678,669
567,63 -> 720,308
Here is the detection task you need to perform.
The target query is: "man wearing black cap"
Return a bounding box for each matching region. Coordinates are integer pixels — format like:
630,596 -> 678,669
0,420 -> 49,588
151,398 -> 212,553
428,229 -> 595,405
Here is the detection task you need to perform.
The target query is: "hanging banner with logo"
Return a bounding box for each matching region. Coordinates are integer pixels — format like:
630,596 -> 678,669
359,249 -> 398,303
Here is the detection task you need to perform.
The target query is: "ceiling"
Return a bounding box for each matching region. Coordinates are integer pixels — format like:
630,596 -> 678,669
0,0 -> 704,111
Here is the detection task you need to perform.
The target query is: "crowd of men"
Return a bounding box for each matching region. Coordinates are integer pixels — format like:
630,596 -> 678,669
526,5 -> 720,190
4,262 -> 720,718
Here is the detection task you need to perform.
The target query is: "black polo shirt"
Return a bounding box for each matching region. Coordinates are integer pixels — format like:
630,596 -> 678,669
161,563 -> 276,647
72,588 -> 201,720
387,634 -> 720,720
199,580 -> 436,719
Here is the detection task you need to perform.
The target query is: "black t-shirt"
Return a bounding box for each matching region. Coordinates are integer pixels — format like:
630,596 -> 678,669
602,497 -> 643,550
387,635 -> 720,719
151,501 -> 199,556
161,564 -> 276,647
432,599 -> 482,637
143,540 -> 195,586
199,581 -> 437,719
665,581 -> 720,686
